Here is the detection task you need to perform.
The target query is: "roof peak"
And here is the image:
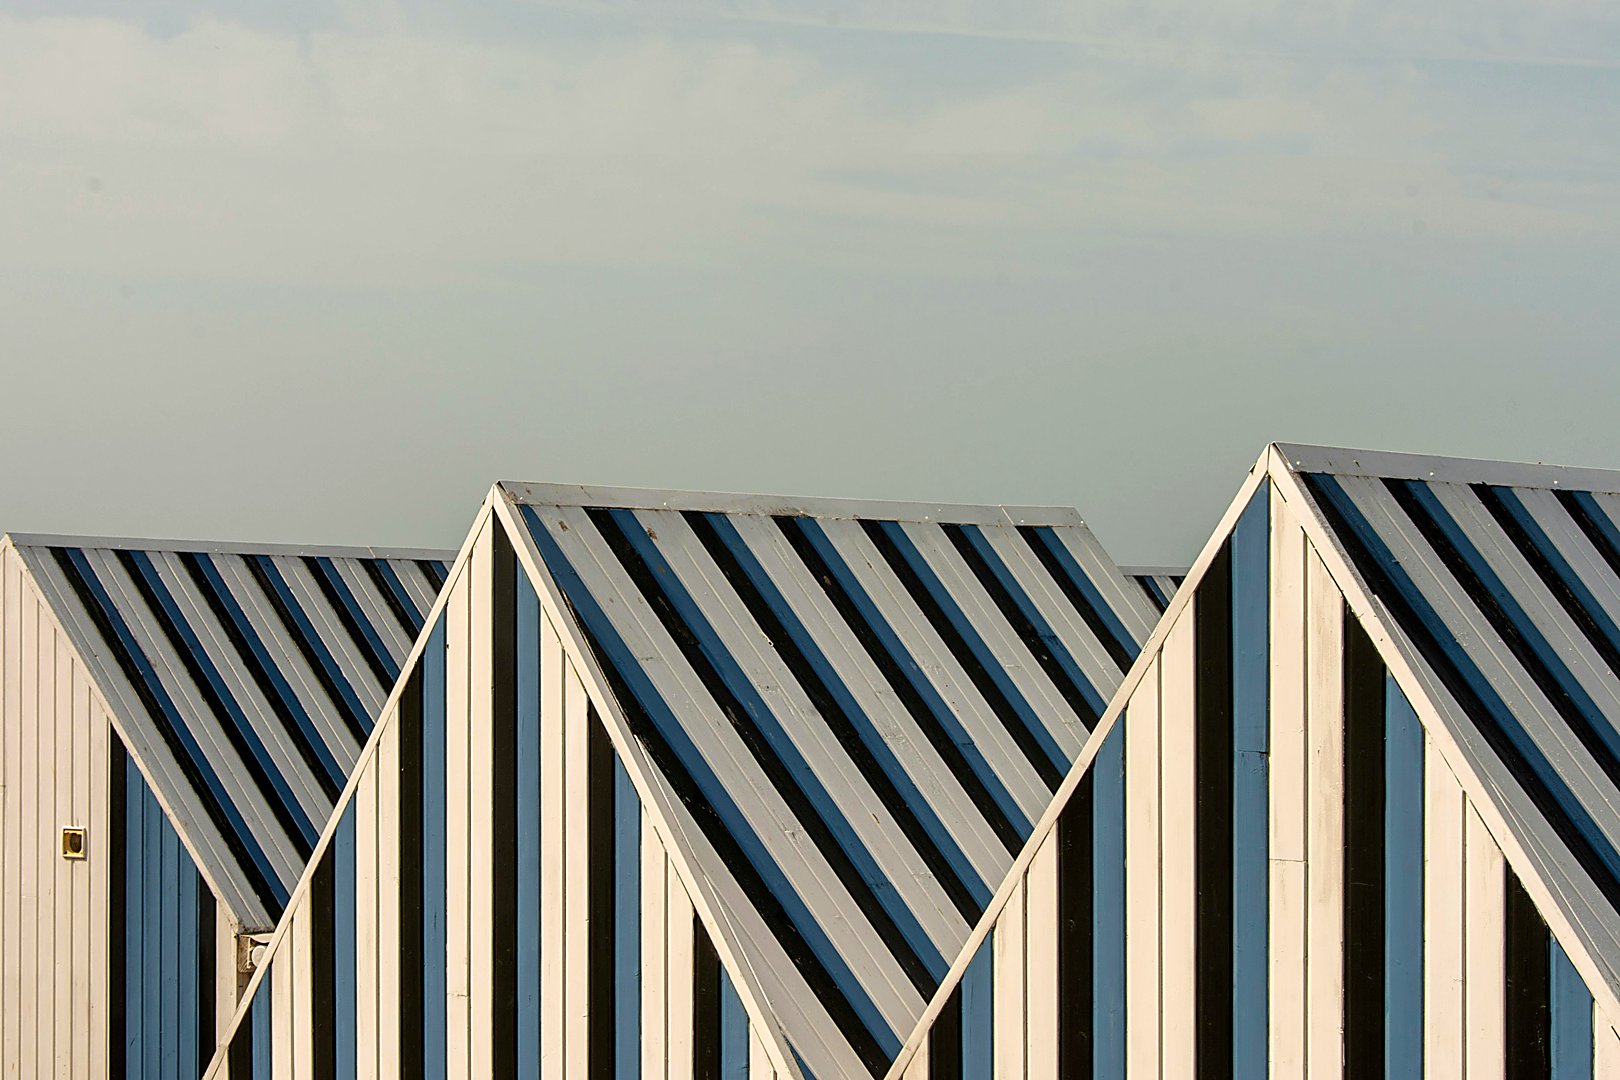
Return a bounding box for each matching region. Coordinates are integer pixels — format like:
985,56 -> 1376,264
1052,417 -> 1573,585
497,480 -> 1086,527
1273,442 -> 1620,494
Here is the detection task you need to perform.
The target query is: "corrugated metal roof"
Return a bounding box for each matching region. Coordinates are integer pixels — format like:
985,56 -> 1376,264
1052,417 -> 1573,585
9,534 -> 450,929
506,483 -> 1161,1079
1123,567 -> 1186,613
1282,444 -> 1620,1003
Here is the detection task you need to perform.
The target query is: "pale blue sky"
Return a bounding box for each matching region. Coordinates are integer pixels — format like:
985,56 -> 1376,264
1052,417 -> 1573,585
2,0 -> 1618,563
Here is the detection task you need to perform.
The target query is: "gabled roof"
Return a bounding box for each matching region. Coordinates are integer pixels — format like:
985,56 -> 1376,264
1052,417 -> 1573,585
6,533 -> 450,928
884,443 -> 1620,1075
501,481 -> 1161,1078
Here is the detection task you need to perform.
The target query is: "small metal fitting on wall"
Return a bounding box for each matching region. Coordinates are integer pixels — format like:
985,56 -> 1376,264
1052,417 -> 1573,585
61,827 -> 87,860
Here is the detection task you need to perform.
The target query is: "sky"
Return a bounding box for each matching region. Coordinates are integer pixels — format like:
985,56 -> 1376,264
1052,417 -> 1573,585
2,0 -> 1619,564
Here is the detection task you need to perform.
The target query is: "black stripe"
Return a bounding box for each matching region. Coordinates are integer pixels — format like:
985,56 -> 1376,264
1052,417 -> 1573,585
928,985 -> 963,1080
1506,869 -> 1552,1080
198,875 -> 216,1077
179,553 -> 342,801
1016,527 -> 1135,672
685,510 -> 979,922
944,523 -> 1100,729
1057,771 -> 1095,1080
1558,489 -> 1620,579
110,738 -> 127,1080
774,516 -> 1022,855
1306,474 -> 1620,915
492,529 -> 520,1078
588,706 -> 618,1080
311,853 -> 337,1080
242,555 -> 369,742
1397,481 -> 1620,795
1195,542 -> 1234,1080
418,559 -> 448,592
560,605 -> 891,1075
694,919 -> 723,1080
588,507 -> 937,999
863,520 -> 1063,791
397,666 -> 426,1080
302,556 -> 395,689
364,560 -> 424,638
116,549 -> 316,859
1343,612 -> 1387,1080
228,1012 -> 252,1080
50,548 -> 282,912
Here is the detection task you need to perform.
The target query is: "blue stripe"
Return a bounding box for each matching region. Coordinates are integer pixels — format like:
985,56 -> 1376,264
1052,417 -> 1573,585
249,555 -> 371,729
958,524 -> 1111,721
607,508 -> 946,978
422,619 -> 449,1080
177,861 -> 198,1078
705,513 -> 988,905
883,522 -> 1076,772
614,757 -> 642,1080
125,756 -> 143,1076
720,966 -> 751,1080
1231,487 -> 1270,1077
961,937 -> 995,1078
335,804 -> 358,1077
1092,722 -> 1127,1076
372,558 -> 427,627
66,548 -> 285,906
189,554 -> 346,791
126,551 -> 320,848
311,555 -> 396,687
792,517 -> 1030,836
1138,576 -> 1171,611
516,574 -> 543,1080
1028,527 -> 1138,661
1307,475 -> 1620,892
1385,677 -> 1425,1077
1551,938 -> 1595,1080
251,989 -> 273,1080
520,506 -> 901,1058
148,777 -> 166,1080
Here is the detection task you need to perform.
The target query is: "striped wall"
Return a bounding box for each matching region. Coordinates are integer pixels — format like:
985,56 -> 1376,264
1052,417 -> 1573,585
207,514 -> 784,1079
1,542 -> 112,1077
894,471 -> 1620,1080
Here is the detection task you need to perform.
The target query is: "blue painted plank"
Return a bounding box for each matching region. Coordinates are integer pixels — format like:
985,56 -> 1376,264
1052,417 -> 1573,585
251,991 -> 273,1080
1385,677 -> 1425,1078
177,862 -> 198,1076
1231,487 -> 1270,1079
124,754 -> 143,1077
143,778 -> 162,1080
335,805 -> 359,1077
422,619 -> 449,1080
1026,527 -> 1138,665
960,938 -> 995,1080
720,966 -> 751,1080
614,757 -> 642,1080
516,574 -> 543,1080
1092,723 -> 1127,1076
1551,939 -> 1595,1080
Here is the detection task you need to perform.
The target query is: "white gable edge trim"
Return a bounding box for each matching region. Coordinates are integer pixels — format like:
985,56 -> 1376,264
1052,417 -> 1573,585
6,535 -> 262,929
1278,443 -> 1620,494
492,490 -> 809,1080
499,480 -> 1085,528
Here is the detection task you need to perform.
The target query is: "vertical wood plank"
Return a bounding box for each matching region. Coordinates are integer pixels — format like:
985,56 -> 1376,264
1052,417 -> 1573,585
1305,548 -> 1346,1080
444,541 -> 475,1080
751,1024 -> 777,1080
469,528 -> 495,1079
1425,740 -> 1466,1080
1026,836 -> 1060,1080
53,624 -> 73,1078
539,617 -> 567,1080
19,587 -> 39,1080
293,907 -> 315,1080
1270,495 -> 1308,1076
215,901 -> 237,1060
994,878 -> 1027,1080
642,814 -> 668,1080
87,691 -> 109,1080
1595,1013 -> 1620,1080
666,873 -> 696,1080
273,950 -> 296,1080
563,663 -> 592,1079
901,1034 -> 927,1080
377,716 -> 403,1080
355,764 -> 380,1080
1125,657 -> 1163,1080
1160,612 -> 1198,1080
1463,806 -> 1505,1080
2,550 -> 17,1080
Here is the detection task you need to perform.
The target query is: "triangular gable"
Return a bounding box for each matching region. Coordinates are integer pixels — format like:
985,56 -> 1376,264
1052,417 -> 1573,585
497,482 -> 1162,1078
8,533 -> 450,928
887,443 -> 1620,1076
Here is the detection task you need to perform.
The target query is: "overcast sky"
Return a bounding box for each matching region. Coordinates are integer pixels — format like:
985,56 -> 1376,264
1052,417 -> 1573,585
3,0 -> 1618,564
